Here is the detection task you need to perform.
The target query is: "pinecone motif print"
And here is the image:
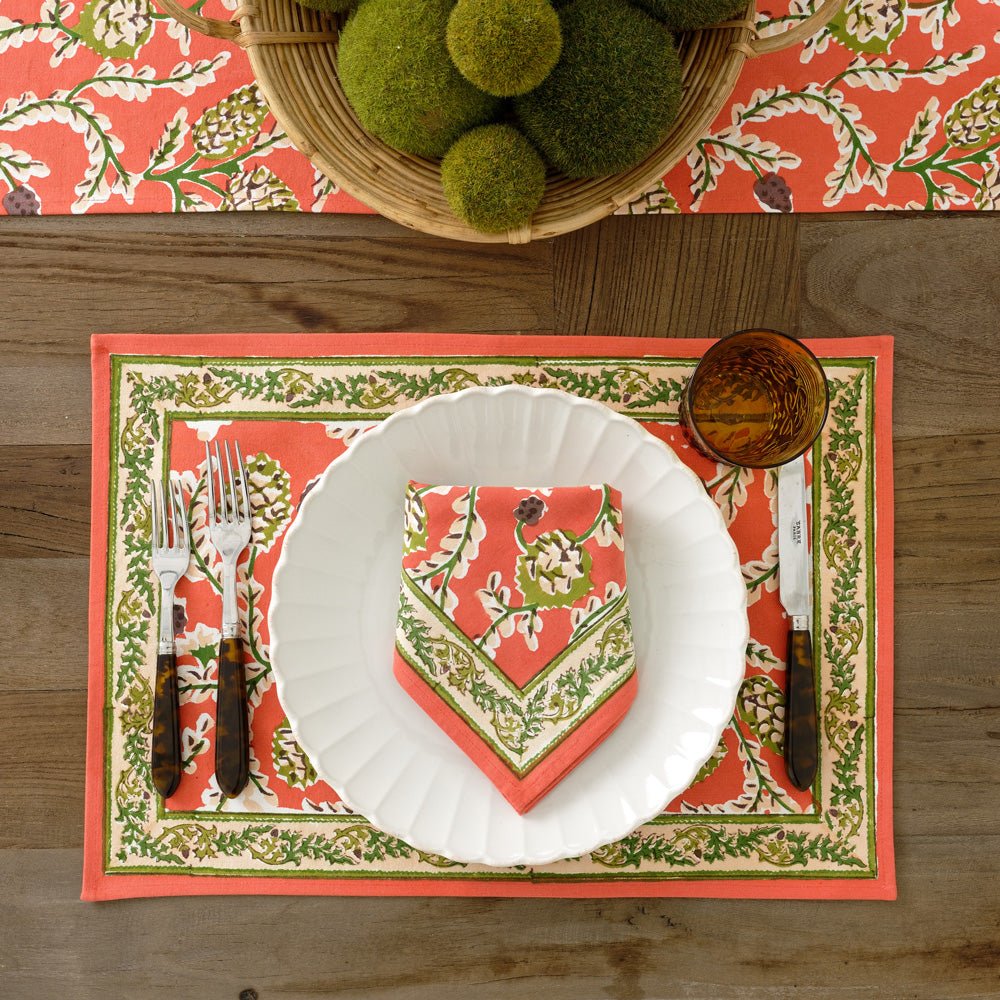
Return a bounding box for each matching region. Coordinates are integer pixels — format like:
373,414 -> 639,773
513,495 -> 546,525
738,676 -> 785,754
975,159 -> 1000,211
192,85 -> 269,160
222,166 -> 300,211
619,182 -> 679,216
945,77 -> 1000,150
3,185 -> 40,215
838,0 -> 905,49
753,173 -> 793,213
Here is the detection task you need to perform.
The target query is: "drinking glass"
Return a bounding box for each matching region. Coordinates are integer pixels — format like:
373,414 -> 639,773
680,329 -> 829,468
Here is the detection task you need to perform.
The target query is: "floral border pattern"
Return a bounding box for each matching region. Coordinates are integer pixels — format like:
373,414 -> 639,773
397,576 -> 636,773
104,353 -> 878,881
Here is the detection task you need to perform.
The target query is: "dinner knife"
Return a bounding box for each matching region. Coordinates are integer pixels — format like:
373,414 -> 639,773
777,454 -> 817,791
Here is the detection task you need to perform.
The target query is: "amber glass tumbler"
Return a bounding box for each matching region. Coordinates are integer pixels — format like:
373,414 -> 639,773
681,330 -> 829,468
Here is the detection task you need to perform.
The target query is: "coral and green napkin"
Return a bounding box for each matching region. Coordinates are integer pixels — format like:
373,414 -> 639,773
395,482 -> 636,814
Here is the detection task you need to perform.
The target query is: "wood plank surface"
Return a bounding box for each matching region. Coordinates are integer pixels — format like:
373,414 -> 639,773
554,213 -> 800,339
0,559 -> 89,691
1,210 -> 998,1000
0,843 -> 997,999
0,447 -> 91,558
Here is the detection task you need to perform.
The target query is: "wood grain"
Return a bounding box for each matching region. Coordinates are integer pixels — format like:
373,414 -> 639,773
553,214 -> 799,339
800,214 -> 1000,438
0,693 -> 86,850
893,432 -> 1000,713
0,843 -> 997,999
0,213 -> 553,443
1,364 -> 94,446
0,559 -> 89,691
0,447 -> 91,557
0,213 -> 553,357
3,210 -> 1000,999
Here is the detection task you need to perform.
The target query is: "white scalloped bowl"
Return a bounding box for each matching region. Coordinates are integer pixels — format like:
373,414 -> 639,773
269,386 -> 748,867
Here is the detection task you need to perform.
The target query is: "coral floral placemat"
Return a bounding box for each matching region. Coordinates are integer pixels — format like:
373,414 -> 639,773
83,333 -> 894,900
1,0 -> 999,215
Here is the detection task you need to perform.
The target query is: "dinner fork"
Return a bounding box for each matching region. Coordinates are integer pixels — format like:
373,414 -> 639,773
205,441 -> 252,798
149,474 -> 191,799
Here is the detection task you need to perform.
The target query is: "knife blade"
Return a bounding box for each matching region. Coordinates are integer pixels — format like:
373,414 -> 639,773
778,454 -> 817,791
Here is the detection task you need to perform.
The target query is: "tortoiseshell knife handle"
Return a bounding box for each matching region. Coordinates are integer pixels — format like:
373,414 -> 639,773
152,651 -> 182,799
786,628 -> 818,791
215,637 -> 250,798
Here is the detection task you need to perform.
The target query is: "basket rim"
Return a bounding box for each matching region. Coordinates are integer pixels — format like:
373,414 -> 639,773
155,0 -> 844,242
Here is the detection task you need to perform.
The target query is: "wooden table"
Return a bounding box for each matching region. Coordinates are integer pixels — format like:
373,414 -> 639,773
2,211 -> 998,999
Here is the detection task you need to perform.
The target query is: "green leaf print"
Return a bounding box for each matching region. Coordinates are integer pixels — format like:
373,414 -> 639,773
624,181 -> 680,216
410,488 -> 485,608
828,0 -> 907,55
974,159 -> 1000,211
691,734 -> 729,785
402,484 -> 429,555
945,76 -> 1000,149
244,453 -> 293,553
515,530 -> 593,610
736,675 -> 785,755
590,831 -> 697,868
221,166 -> 299,211
192,86 -> 269,161
147,112 -> 189,174
76,0 -> 153,58
115,588 -> 144,628
398,586 -> 633,759
272,718 -> 318,789
535,366 -> 684,410
119,413 -> 150,463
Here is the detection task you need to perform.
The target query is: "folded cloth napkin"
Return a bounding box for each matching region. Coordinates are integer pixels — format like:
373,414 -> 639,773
394,482 -> 638,814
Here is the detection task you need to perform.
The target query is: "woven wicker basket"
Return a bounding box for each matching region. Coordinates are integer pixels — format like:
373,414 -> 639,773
157,0 -> 842,243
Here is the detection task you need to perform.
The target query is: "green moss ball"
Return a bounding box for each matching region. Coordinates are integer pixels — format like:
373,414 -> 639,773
441,124 -> 546,232
293,0 -> 355,14
446,0 -> 562,97
630,0 -> 748,31
338,0 -> 502,159
515,0 -> 682,178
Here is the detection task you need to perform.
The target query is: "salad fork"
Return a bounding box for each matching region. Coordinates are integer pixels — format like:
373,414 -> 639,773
205,440 -> 252,798
149,474 -> 191,799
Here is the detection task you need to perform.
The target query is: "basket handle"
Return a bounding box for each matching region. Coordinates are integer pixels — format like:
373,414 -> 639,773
747,0 -> 844,57
154,0 -> 241,40
160,0 -> 841,51
153,0 -> 339,45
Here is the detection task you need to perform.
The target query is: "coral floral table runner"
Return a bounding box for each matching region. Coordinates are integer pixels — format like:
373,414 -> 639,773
1,0 -> 999,215
83,333 -> 895,900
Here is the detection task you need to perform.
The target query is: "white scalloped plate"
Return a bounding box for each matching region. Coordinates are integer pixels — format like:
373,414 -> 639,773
269,386 -> 748,867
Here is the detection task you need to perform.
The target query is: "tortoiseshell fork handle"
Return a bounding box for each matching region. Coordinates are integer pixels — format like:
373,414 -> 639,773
152,651 -> 182,799
215,637 -> 250,797
786,628 -> 818,791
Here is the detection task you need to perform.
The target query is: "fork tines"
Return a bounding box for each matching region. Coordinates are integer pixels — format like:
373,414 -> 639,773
150,475 -> 190,553
205,440 -> 251,524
